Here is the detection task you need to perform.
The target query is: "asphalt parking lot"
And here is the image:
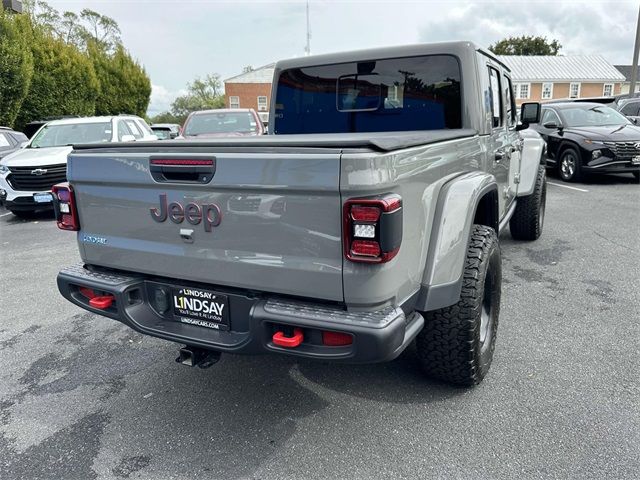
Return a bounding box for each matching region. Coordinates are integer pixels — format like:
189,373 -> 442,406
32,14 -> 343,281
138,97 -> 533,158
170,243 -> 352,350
0,173 -> 638,480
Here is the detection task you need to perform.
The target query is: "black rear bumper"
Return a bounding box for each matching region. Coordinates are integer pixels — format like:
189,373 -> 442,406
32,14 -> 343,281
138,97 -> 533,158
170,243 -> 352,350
57,264 -> 423,364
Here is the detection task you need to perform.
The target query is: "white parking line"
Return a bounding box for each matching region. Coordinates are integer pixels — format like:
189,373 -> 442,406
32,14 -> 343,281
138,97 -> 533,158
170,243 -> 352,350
547,182 -> 589,193
0,212 -> 11,217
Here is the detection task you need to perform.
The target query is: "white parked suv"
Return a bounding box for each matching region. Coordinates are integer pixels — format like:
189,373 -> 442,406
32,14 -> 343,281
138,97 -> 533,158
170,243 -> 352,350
0,115 -> 156,217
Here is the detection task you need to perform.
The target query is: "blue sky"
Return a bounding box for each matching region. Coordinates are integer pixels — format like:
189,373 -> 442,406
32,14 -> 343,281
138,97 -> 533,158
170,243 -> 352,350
46,0 -> 639,115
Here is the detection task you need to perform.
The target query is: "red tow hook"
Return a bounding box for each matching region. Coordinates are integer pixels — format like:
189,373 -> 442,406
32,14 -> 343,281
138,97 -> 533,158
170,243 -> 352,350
272,328 -> 304,348
89,295 -> 114,310
79,287 -> 114,310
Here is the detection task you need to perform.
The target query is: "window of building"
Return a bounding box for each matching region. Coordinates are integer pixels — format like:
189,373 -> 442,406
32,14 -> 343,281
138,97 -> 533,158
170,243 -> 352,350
541,83 -> 553,100
602,83 -> 614,96
569,83 -> 581,98
257,96 -> 268,111
515,83 -> 530,100
229,96 -> 240,109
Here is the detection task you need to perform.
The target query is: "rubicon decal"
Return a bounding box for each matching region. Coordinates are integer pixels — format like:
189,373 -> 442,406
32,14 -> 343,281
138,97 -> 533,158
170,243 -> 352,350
150,194 -> 222,231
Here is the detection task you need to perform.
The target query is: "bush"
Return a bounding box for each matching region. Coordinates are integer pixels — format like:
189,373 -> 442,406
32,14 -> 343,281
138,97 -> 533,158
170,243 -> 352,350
15,26 -> 100,130
91,43 -> 151,117
0,11 -> 34,128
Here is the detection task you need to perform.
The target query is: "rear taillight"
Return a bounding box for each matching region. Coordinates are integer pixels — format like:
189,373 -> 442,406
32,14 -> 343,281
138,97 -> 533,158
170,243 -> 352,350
52,183 -> 79,231
343,194 -> 402,263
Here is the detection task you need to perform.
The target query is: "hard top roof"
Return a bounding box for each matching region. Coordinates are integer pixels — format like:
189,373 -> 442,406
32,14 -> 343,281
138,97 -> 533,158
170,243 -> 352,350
274,40 -> 502,70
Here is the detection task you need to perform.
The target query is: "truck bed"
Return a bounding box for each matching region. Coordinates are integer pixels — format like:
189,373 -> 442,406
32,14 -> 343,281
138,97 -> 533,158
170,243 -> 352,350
73,129 -> 477,153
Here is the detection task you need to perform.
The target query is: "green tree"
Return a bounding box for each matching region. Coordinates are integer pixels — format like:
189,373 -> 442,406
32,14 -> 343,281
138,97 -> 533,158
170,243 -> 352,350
0,11 -> 34,127
170,74 -> 225,121
488,35 -> 562,56
79,8 -> 120,52
15,25 -> 100,129
89,43 -> 151,117
149,111 -> 183,125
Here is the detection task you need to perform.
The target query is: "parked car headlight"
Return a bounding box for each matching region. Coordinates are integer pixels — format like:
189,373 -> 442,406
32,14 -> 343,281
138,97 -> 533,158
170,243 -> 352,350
0,165 -> 9,174
583,139 -> 604,145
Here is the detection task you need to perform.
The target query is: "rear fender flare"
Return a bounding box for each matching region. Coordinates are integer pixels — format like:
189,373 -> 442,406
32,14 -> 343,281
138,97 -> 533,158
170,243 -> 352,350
416,171 -> 498,311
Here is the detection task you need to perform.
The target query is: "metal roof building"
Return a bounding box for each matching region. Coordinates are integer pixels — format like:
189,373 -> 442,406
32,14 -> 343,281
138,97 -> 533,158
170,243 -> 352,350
499,55 -> 625,83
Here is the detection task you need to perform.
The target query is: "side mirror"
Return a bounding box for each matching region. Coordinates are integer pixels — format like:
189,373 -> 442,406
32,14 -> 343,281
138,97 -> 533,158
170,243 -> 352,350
120,134 -> 136,142
631,117 -> 639,125
169,132 -> 178,139
516,102 -> 541,131
521,102 -> 541,124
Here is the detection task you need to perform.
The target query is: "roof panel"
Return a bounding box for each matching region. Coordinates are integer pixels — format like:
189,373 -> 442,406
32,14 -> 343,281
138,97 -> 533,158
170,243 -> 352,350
225,63 -> 276,84
499,55 -> 626,82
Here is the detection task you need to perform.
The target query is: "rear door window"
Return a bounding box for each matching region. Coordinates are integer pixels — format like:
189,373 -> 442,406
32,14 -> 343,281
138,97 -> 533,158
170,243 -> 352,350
125,119 -> 143,139
488,67 -> 503,128
118,120 -> 133,141
0,133 -> 12,150
273,54 -> 462,134
621,102 -> 640,116
503,74 -> 516,128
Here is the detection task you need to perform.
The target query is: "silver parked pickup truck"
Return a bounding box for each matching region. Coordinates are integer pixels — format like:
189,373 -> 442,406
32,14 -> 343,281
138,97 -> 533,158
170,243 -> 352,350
55,42 -> 546,386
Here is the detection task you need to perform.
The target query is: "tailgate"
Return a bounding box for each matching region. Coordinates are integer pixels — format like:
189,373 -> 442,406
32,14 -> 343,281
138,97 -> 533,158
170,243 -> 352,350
68,149 -> 343,301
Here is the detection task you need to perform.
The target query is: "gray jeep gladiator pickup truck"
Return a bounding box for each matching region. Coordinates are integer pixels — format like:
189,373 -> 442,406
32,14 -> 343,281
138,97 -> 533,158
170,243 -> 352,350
54,42 -> 546,386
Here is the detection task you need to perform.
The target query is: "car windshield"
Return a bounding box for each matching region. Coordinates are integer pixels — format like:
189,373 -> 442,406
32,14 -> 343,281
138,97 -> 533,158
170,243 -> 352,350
152,128 -> 172,139
30,122 -> 112,148
561,106 -> 631,128
184,112 -> 258,136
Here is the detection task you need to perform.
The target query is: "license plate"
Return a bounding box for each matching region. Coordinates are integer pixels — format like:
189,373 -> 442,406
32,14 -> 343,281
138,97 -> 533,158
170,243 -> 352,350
34,193 -> 52,203
172,287 -> 229,330
632,156 -> 640,165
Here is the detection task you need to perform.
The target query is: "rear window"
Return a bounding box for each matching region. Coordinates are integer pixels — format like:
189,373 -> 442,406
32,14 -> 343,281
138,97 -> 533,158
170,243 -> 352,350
273,54 -> 462,134
184,112 -> 258,136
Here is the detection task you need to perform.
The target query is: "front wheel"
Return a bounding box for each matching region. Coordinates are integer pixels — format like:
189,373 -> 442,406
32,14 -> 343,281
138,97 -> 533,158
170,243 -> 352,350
558,147 -> 582,182
510,165 -> 546,241
416,224 -> 501,387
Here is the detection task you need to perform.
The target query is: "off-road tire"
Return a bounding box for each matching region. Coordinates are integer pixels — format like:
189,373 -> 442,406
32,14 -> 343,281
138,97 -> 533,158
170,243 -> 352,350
510,165 -> 546,241
416,224 -> 501,387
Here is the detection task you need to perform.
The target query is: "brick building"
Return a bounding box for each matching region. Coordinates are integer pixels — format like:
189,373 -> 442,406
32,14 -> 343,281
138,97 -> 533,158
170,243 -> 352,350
224,64 -> 275,122
499,55 -> 625,104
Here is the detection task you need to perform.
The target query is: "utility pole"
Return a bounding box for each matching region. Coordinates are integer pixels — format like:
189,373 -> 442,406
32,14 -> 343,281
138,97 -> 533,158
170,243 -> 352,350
304,0 -> 311,56
630,4 -> 640,95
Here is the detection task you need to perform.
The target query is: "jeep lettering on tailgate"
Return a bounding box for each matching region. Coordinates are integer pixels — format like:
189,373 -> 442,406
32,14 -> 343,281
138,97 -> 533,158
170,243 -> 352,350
150,193 -> 222,231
